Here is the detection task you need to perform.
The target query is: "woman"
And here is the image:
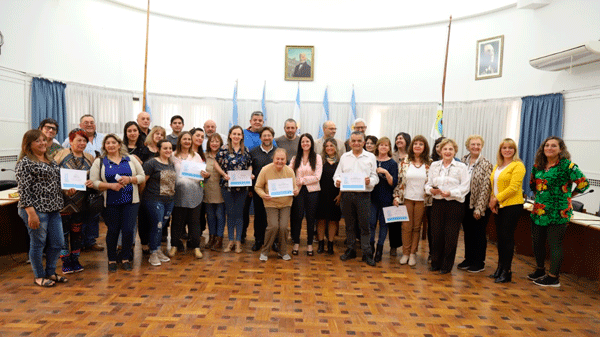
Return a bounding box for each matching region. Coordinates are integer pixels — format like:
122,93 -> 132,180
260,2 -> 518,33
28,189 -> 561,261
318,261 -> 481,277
140,126 -> 166,163
315,138 -> 342,255
123,121 -> 145,163
170,131 -> 209,259
215,126 -> 252,253
392,132 -> 411,165
16,130 -> 68,287
90,134 -> 145,272
204,133 -> 226,251
393,135 -> 431,266
431,137 -> 446,162
425,135 -> 447,262
364,135 -> 378,154
527,137 -> 588,287
289,133 -> 322,256
142,139 -> 177,266
190,127 -> 208,248
254,148 -> 299,261
425,138 -> 470,274
54,129 -> 95,274
458,135 -> 493,273
370,137 -> 398,262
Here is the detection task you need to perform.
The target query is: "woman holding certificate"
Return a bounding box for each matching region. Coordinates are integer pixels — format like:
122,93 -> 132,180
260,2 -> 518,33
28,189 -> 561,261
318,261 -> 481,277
90,134 -> 145,272
16,130 -> 67,287
214,126 -> 253,254
170,131 -> 209,259
316,138 -> 342,255
289,134 -> 322,256
54,128 -> 95,274
425,138 -> 470,274
393,135 -> 431,266
142,139 -> 177,266
254,148 -> 298,261
190,127 -> 209,246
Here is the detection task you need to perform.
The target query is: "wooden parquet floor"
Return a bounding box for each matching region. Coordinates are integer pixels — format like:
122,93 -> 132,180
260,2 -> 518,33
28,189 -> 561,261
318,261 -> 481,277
1,219 -> 599,337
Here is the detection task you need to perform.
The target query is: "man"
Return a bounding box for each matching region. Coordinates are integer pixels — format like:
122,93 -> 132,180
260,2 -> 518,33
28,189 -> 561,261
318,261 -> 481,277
38,118 -> 62,159
274,118 -> 299,162
62,114 -> 105,157
249,127 -> 277,251
479,43 -> 498,75
167,115 -> 184,147
314,121 -> 346,156
293,53 -> 312,78
333,131 -> 379,266
345,118 -> 367,151
137,111 -> 152,144
202,119 -> 226,151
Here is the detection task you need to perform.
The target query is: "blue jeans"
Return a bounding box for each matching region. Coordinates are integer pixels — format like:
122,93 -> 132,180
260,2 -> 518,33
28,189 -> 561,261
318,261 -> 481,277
102,203 -> 140,262
206,203 -> 226,237
221,187 -> 247,241
369,203 -> 388,245
82,212 -> 100,247
18,209 -> 65,278
143,200 -> 175,252
60,212 -> 85,262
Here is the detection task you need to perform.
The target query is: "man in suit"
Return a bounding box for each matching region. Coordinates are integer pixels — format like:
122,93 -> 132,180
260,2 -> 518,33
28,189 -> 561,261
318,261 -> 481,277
293,53 -> 311,78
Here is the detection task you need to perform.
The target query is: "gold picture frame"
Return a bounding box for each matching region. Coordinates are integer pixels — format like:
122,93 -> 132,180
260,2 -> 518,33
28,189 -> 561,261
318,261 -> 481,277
285,46 -> 314,81
475,35 -> 504,80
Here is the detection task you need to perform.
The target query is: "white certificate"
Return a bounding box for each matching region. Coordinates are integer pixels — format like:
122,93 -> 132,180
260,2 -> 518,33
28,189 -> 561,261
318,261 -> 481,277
268,178 -> 294,197
60,168 -> 87,191
228,169 -> 252,187
383,205 -> 409,223
340,172 -> 366,191
180,160 -> 206,180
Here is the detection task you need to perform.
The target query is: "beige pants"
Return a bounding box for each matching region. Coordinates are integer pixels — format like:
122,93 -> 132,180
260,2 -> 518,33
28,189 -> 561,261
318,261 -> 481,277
262,207 -> 291,256
402,199 -> 425,255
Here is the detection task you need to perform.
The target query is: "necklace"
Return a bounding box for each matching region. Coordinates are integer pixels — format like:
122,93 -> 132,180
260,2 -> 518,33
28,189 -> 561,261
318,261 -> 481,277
412,161 -> 423,168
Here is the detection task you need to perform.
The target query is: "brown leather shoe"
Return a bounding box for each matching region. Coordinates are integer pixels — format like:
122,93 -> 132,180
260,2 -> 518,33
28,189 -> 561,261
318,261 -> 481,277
212,237 -> 223,251
87,244 -> 104,252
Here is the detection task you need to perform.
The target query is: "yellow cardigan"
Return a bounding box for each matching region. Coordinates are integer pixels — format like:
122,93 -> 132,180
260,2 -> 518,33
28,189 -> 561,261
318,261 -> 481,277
490,161 -> 526,207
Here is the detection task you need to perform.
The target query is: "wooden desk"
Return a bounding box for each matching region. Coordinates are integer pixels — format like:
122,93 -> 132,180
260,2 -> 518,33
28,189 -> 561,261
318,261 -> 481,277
487,206 -> 600,281
0,188 -> 29,256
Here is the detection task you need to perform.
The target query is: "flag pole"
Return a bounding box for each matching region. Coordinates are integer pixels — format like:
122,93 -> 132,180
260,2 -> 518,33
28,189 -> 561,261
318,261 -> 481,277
142,0 -> 150,111
441,15 -> 452,111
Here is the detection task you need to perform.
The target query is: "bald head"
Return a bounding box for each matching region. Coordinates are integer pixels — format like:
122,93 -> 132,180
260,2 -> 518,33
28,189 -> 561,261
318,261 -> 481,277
137,112 -> 151,132
204,119 -> 217,136
322,121 -> 337,139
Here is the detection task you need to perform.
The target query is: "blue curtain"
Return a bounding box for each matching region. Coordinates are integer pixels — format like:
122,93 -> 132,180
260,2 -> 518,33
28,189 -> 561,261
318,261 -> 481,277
31,77 -> 68,143
518,93 -> 564,196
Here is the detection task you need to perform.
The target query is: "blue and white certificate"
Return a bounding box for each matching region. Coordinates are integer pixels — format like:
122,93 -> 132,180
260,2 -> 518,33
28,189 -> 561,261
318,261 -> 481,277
60,168 -> 87,191
383,205 -> 409,223
268,178 -> 294,197
340,173 -> 366,191
228,169 -> 252,187
180,160 -> 206,180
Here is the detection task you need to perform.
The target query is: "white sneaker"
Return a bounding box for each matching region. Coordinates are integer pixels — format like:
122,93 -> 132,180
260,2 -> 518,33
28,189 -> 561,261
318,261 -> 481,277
168,246 -> 177,257
259,253 -> 268,261
281,254 -> 291,261
194,248 -> 203,259
148,252 -> 161,266
399,254 -> 409,265
408,254 -> 417,266
156,249 -> 171,262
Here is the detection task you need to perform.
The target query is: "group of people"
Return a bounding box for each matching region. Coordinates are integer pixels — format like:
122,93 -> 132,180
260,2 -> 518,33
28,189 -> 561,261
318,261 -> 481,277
16,112 -> 588,289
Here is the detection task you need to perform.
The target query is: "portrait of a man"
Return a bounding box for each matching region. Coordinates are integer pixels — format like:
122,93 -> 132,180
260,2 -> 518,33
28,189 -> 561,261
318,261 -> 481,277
285,46 -> 314,81
476,35 -> 504,80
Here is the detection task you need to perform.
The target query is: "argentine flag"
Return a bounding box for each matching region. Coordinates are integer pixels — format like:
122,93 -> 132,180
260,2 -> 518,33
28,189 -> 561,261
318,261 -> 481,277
318,88 -> 330,139
229,81 -> 238,129
261,81 -> 267,122
347,88 -> 357,139
293,86 -> 301,135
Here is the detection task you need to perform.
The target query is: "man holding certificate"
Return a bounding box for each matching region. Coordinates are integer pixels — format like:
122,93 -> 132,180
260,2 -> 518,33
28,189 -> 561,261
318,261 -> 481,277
333,131 -> 379,266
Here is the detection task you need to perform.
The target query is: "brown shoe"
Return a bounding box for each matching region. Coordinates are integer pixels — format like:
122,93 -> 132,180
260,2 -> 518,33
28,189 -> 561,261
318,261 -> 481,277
212,237 -> 223,251
87,244 -> 104,252
206,235 -> 215,250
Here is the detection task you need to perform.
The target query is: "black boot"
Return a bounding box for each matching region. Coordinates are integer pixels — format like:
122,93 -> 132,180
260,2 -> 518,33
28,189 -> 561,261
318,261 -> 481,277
370,242 -> 375,256
488,264 -> 503,279
374,244 -> 384,262
327,241 -> 334,255
362,250 -> 376,266
317,240 -> 325,254
494,269 -> 512,283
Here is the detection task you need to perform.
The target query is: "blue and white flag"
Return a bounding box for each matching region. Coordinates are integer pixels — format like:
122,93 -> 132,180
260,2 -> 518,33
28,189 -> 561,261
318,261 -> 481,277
293,85 -> 301,135
144,92 -> 151,115
430,103 -> 443,139
347,88 -> 357,139
261,81 -> 267,122
229,80 -> 238,129
318,88 -> 330,139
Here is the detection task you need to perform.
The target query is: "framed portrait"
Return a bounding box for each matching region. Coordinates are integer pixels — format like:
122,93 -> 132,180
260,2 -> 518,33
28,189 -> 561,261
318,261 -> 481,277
285,46 -> 314,81
475,35 -> 504,80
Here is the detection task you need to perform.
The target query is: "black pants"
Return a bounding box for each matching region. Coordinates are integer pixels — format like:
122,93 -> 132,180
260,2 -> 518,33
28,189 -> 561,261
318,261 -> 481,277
171,204 -> 203,249
242,187 -> 254,241
532,223 -> 568,276
252,191 -> 268,244
291,186 -> 319,245
430,199 -> 464,271
341,192 -> 371,253
199,202 -> 206,236
138,205 -> 150,246
494,204 -> 522,269
462,193 -> 490,267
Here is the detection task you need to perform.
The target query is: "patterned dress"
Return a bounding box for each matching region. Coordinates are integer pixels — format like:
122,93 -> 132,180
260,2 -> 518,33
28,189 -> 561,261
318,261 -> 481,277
529,158 -> 589,226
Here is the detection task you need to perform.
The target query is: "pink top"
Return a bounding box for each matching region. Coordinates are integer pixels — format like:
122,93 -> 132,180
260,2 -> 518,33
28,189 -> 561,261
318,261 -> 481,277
289,154 -> 323,192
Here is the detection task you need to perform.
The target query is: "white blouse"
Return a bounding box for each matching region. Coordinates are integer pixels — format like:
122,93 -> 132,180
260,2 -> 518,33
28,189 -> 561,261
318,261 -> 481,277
404,163 -> 427,201
425,160 -> 471,203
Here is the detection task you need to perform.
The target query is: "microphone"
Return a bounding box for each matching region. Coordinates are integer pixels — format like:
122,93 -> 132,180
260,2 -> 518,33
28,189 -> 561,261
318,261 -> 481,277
573,189 -> 594,198
1,168 -> 15,172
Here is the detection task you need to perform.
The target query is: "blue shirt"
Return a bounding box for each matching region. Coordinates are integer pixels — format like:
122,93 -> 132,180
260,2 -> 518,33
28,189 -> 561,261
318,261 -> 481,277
371,158 -> 399,207
243,129 -> 277,151
103,156 -> 133,206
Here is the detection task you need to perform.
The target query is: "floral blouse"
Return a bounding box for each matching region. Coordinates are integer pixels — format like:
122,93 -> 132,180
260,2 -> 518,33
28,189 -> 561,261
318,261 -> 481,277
530,158 -> 589,226
215,145 -> 252,188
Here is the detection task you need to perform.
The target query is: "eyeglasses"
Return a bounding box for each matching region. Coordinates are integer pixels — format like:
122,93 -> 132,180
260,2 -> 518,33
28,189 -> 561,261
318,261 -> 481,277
43,125 -> 57,132
82,121 -> 95,126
